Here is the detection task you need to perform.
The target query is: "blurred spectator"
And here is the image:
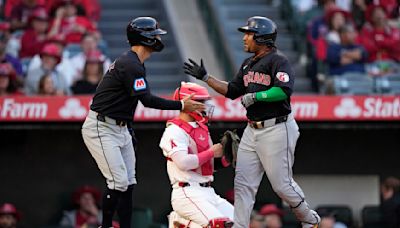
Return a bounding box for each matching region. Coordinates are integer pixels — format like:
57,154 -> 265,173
259,204 -> 283,228
38,73 -> 59,95
325,8 -> 353,44
27,35 -> 75,86
306,0 -> 338,92
69,33 -> 110,81
352,0 -> 368,29
319,214 -> 347,228
8,0 -> 44,31
0,203 -> 20,228
316,208 -> 347,228
59,185 -> 102,227
326,24 -> 368,75
25,43 -> 70,95
19,8 -> 49,59
71,50 -> 104,94
380,176 -> 400,228
0,63 -> 21,95
74,0 -> 101,22
48,0 -> 99,44
360,4 -> 400,62
250,210 -> 265,228
0,24 -> 23,79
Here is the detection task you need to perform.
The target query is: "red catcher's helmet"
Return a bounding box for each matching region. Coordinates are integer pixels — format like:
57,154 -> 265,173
173,82 -> 213,123
40,43 -> 62,64
0,203 -> 21,221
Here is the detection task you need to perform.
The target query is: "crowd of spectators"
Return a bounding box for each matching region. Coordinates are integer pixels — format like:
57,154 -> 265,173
287,0 -> 400,93
0,0 -> 108,96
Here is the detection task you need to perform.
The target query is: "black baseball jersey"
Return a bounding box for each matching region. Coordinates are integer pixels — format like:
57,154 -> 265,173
225,49 -> 294,121
91,50 -> 181,121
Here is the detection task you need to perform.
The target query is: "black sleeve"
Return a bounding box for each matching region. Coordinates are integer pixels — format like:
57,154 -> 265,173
270,54 -> 295,96
118,59 -> 149,97
225,60 -> 248,99
138,92 -> 182,110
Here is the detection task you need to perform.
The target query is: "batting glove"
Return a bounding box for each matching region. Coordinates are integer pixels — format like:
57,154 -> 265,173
241,93 -> 256,108
183,58 -> 209,81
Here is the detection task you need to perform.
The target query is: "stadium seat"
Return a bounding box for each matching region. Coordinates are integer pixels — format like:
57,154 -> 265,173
333,72 -> 374,95
316,205 -> 353,227
375,74 -> 400,94
282,207 -> 300,228
361,205 -> 383,228
131,207 -> 153,228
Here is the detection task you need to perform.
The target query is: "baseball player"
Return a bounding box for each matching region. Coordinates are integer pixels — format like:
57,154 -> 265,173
183,16 -> 320,228
159,82 -> 234,228
81,17 -> 205,228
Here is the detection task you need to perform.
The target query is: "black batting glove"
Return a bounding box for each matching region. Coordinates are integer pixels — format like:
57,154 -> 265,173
183,58 -> 209,81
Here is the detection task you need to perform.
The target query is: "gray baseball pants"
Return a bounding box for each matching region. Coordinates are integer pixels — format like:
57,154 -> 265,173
233,114 -> 319,227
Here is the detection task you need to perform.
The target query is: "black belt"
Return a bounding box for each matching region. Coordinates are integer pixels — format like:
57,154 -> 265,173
96,113 -> 127,127
178,182 -> 212,188
248,115 -> 288,129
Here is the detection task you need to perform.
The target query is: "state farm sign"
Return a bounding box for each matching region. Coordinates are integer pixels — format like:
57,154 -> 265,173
334,97 -> 400,119
0,95 -> 399,122
1,98 -> 48,119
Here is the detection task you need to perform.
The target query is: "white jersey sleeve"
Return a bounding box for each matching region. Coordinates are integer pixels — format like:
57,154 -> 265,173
159,124 -> 189,158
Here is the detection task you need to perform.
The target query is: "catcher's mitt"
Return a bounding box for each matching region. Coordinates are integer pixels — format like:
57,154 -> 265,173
220,129 -> 240,168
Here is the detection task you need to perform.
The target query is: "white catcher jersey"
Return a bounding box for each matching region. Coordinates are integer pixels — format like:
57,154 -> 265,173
159,122 -> 214,185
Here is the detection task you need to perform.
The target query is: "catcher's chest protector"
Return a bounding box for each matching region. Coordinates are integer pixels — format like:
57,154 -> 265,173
167,118 -> 213,175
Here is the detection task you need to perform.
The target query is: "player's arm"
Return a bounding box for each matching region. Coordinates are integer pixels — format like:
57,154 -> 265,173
183,58 -> 246,99
160,127 -> 222,170
171,145 -> 221,171
120,61 -> 204,112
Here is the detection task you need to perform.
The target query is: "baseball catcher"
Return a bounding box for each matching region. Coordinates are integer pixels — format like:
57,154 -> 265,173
159,82 -> 234,228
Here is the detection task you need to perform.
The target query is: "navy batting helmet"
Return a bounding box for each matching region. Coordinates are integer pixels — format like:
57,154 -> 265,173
126,17 -> 167,52
238,16 -> 277,47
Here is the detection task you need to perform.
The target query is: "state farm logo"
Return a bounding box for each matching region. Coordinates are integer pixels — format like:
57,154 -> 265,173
334,97 -> 400,118
0,98 -> 48,119
334,98 -> 362,118
59,98 -> 87,118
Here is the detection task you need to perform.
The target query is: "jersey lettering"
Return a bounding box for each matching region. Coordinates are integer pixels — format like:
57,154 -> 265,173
170,139 -> 177,149
243,71 -> 271,87
134,78 -> 147,91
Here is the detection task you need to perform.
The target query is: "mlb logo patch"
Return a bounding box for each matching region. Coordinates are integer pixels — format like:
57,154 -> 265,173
134,78 -> 147,91
276,72 -> 290,82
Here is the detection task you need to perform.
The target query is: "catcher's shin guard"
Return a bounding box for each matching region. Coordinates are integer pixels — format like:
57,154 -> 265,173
208,218 -> 233,228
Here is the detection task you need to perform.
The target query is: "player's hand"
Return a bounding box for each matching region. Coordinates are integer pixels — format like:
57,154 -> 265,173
182,94 -> 206,112
241,93 -> 256,108
183,59 -> 209,81
211,143 -> 223,158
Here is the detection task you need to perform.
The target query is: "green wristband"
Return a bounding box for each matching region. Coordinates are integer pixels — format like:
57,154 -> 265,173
255,87 -> 288,102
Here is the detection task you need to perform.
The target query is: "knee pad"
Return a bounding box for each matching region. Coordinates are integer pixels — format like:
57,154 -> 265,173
208,218 -> 233,228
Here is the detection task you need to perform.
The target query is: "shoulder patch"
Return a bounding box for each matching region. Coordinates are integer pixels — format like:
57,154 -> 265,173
276,72 -> 290,83
134,78 -> 147,91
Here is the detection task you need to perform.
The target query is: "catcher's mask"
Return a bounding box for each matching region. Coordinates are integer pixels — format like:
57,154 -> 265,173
173,82 -> 214,124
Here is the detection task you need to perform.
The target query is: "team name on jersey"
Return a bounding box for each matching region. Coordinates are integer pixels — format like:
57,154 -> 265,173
243,71 -> 271,87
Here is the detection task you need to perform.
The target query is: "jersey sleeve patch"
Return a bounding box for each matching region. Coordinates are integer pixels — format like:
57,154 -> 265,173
276,72 -> 290,83
133,78 -> 147,91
